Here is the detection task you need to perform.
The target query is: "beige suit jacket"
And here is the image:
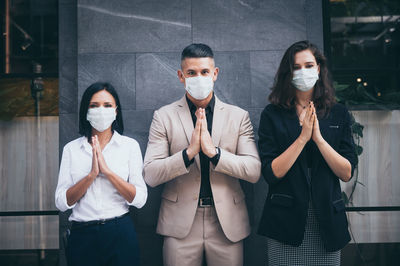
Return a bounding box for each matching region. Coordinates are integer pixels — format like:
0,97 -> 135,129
143,95 -> 261,242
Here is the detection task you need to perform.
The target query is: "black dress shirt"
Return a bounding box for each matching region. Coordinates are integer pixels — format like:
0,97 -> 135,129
305,141 -> 316,186
182,94 -> 220,199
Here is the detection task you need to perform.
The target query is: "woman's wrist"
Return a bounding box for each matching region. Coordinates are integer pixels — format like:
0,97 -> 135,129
297,134 -> 308,146
103,168 -> 114,179
314,136 -> 326,146
87,172 -> 97,180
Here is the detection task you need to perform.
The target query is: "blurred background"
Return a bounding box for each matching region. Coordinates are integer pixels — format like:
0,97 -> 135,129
0,0 -> 399,265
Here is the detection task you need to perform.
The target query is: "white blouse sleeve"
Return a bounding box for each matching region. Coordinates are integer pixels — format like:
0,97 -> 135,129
55,145 -> 76,212
126,141 -> 148,209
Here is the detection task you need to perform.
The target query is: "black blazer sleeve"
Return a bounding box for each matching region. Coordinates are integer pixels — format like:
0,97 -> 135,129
339,107 -> 358,178
258,105 -> 282,185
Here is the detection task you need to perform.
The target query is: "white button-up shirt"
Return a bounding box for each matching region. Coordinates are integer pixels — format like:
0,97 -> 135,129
55,131 -> 147,222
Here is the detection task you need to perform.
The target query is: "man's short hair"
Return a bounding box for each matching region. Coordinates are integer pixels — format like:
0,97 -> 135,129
181,43 -> 214,61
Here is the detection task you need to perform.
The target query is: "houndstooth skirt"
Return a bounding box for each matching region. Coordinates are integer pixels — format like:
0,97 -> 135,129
267,202 -> 341,266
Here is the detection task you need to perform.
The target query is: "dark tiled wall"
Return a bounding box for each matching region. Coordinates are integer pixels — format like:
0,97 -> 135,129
59,0 -> 324,265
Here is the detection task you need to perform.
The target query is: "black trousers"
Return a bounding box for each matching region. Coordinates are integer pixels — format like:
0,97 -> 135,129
66,214 -> 140,266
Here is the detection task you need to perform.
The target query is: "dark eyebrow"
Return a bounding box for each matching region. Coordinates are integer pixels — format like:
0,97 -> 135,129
89,101 -> 114,104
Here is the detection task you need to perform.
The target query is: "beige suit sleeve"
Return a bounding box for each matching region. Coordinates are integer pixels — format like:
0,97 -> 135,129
214,111 -> 261,183
143,110 -> 189,187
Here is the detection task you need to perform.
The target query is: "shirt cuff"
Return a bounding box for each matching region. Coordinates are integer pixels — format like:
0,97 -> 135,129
210,147 -> 221,166
127,186 -> 147,209
56,188 -> 76,212
182,148 -> 195,168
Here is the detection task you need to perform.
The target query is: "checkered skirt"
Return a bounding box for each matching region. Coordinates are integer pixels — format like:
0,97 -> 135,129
267,202 -> 341,266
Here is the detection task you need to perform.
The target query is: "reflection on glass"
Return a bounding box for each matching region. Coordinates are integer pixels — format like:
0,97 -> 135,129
330,0 -> 400,109
0,0 -> 58,74
0,0 -> 59,256
328,2 -> 400,256
0,77 -> 59,212
0,78 -> 58,120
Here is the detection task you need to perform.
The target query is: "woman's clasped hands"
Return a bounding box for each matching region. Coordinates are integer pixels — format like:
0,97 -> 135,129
299,101 -> 324,145
89,135 -> 112,179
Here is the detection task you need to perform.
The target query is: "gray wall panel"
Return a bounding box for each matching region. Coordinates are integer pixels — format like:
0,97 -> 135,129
59,56 -> 78,114
58,0 -> 326,265
192,0 -> 307,51
122,110 -> 154,155
250,50 -> 285,108
59,1 -> 78,263
59,113 -> 79,150
135,53 -> 183,110
59,3 -> 77,57
213,52 -> 251,108
78,54 -> 136,110
305,0 -> 324,50
77,0 -> 192,53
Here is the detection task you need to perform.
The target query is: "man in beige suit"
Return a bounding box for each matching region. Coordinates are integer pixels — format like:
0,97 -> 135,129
143,43 -> 261,266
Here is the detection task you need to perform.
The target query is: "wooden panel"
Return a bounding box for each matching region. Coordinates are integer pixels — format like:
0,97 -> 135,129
342,110 -> 400,243
0,117 -> 59,211
341,110 -> 400,207
347,211 -> 400,243
0,216 -> 58,250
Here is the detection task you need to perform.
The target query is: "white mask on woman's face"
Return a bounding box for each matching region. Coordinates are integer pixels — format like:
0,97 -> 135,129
183,74 -> 214,100
292,68 -> 319,92
86,106 -> 116,132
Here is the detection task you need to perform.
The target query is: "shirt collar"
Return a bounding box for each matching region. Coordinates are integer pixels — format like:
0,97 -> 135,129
185,93 -> 215,114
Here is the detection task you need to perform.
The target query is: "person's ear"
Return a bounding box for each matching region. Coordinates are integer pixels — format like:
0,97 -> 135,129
178,69 -> 185,84
212,67 -> 219,82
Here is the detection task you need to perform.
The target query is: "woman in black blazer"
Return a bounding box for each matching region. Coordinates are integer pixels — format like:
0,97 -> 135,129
258,41 -> 358,265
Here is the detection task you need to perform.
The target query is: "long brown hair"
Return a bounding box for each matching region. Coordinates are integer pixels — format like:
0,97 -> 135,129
269,40 -> 336,116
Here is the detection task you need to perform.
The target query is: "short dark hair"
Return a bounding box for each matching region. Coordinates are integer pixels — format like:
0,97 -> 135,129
181,43 -> 214,61
79,82 -> 124,139
269,40 -> 336,116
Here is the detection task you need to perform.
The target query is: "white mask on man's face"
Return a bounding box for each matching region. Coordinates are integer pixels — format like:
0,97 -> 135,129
292,68 -> 319,92
183,74 -> 214,100
86,106 -> 116,132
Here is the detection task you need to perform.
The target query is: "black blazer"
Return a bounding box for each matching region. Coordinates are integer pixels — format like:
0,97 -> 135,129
257,103 -> 358,252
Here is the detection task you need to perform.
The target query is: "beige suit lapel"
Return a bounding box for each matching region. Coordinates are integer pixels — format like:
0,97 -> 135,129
176,96 -> 201,170
211,96 -> 225,147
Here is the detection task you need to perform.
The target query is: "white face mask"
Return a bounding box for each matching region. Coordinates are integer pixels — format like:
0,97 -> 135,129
183,74 -> 214,100
292,68 -> 319,92
86,106 -> 117,132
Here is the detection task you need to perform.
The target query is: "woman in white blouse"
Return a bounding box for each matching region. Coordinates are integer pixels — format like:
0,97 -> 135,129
55,82 -> 147,266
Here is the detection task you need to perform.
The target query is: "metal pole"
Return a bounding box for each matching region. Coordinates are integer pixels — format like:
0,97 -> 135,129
5,0 -> 10,73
